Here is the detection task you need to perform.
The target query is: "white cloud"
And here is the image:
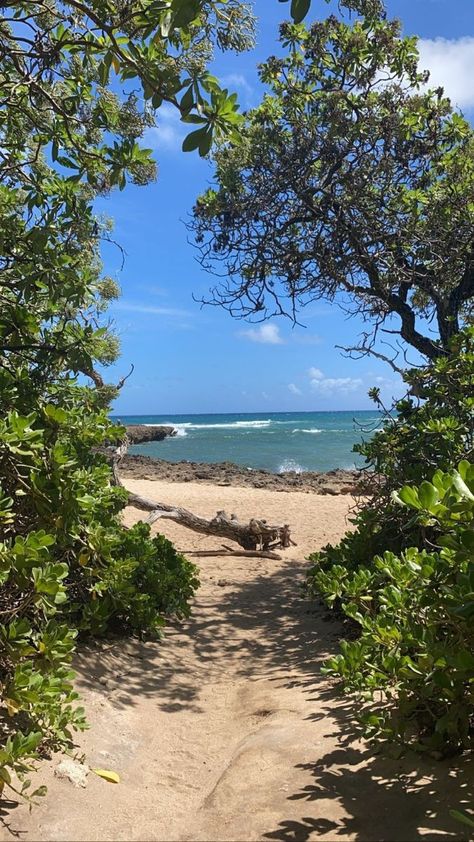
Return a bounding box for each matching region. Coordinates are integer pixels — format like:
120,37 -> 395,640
113,301 -> 191,317
374,375 -> 396,388
295,333 -> 323,346
240,324 -> 284,345
136,283 -> 168,297
314,377 -> 363,394
311,376 -> 363,395
221,73 -> 253,95
288,383 -> 302,395
308,367 -> 363,395
143,104 -> 186,151
418,37 -> 474,109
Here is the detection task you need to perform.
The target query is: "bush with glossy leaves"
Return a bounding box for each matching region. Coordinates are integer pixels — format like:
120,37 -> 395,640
312,462 -> 474,755
309,328 -> 474,578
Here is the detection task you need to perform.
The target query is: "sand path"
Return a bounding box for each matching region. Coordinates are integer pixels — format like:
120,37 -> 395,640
2,481 -> 470,842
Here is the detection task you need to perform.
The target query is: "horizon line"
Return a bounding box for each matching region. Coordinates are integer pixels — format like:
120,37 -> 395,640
111,408 -> 381,417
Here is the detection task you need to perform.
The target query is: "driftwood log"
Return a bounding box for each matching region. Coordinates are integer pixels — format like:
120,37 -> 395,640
111,439 -> 293,551
186,549 -> 283,560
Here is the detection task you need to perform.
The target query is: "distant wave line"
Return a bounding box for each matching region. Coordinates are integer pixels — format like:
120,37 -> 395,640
150,420 -> 271,429
296,428 -> 323,434
143,419 -> 274,437
139,420 -> 383,439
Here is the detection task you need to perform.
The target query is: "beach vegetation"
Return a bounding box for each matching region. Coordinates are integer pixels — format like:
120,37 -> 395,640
307,328 -> 474,753
311,328 -> 474,572
0,0 -> 261,799
311,459 -> 474,755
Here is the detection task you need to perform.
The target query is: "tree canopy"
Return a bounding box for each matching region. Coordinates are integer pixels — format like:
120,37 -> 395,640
191,9 -> 474,364
0,0 -> 258,795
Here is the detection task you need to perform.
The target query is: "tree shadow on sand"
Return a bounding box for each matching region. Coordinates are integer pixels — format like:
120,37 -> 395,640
263,709 -> 472,841
73,558 -> 338,713
71,559 -> 471,841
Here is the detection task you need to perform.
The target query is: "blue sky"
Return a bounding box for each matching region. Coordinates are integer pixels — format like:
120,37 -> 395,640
100,0 -> 474,415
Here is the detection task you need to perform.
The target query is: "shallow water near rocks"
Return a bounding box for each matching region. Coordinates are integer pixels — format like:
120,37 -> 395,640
114,410 -> 383,473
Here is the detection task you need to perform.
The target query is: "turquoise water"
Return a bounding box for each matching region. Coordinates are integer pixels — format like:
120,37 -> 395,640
113,411 -> 382,473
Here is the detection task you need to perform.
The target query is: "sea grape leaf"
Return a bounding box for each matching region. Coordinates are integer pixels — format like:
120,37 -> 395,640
93,768 -> 120,783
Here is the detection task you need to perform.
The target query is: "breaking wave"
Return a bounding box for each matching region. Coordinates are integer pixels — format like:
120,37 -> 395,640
142,419 -> 276,438
170,419 -> 273,436
278,459 -> 306,474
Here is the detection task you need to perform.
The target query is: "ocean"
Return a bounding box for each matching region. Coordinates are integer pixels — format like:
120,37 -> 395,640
113,411 -> 382,473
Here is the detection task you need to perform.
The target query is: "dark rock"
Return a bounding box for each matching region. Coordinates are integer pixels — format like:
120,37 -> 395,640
120,453 -> 371,496
126,425 -> 176,445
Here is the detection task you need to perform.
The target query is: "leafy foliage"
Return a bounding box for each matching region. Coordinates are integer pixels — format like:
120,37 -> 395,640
307,329 -> 474,754
0,0 -> 261,800
311,329 -> 474,576
359,328 -> 474,490
311,462 -> 474,755
0,389 -> 199,799
191,7 -> 474,360
0,0 -> 255,183
279,0 -> 385,21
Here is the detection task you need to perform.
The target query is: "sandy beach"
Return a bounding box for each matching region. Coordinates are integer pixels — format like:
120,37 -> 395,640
2,478 -> 469,842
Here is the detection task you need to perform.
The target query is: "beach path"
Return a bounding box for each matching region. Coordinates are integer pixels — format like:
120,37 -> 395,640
2,481 -> 469,842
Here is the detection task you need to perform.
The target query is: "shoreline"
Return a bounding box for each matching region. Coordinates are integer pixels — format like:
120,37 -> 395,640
121,452 -> 368,495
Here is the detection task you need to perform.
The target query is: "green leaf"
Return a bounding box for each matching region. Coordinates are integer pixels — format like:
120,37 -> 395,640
449,810 -> 474,829
452,472 -> 474,502
182,127 -> 209,153
198,129 -> 213,157
31,785 -> 48,799
180,85 -> 194,113
0,767 -> 12,784
395,486 -> 421,509
417,481 -> 438,510
290,0 -> 311,23
44,405 -> 68,424
457,460 -> 471,480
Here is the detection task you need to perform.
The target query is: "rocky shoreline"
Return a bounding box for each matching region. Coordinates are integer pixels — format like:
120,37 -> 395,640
120,453 -> 368,495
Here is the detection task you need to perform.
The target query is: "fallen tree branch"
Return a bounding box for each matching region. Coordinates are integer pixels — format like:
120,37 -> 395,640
185,549 -> 282,560
143,498 -> 290,551
109,437 -> 293,551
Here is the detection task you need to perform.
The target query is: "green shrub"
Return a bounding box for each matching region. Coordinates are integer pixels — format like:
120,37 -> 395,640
307,330 -> 474,754
0,388 -> 198,800
356,328 -> 474,493
311,328 -> 474,577
312,462 -> 474,755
